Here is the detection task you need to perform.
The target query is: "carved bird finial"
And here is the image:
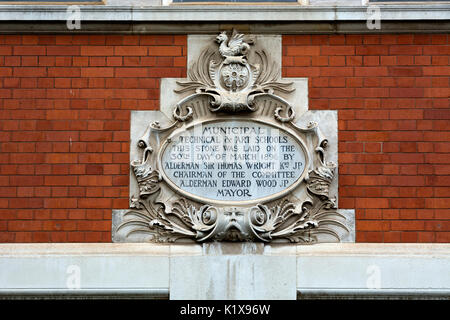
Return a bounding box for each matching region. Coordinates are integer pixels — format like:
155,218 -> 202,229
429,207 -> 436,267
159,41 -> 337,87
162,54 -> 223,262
216,30 -> 251,58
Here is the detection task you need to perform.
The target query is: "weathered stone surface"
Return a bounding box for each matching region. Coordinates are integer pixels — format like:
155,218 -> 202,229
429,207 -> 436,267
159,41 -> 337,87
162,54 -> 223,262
170,243 -> 297,300
1,243 -> 449,299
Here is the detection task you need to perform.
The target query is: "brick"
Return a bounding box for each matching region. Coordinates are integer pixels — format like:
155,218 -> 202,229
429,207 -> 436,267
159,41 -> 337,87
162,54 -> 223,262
148,67 -> 184,78
356,45 -> 388,56
65,232 -> 84,242
345,35 -> 363,45
32,232 -> 51,242
399,165 -> 417,175
319,88 -> 355,98
79,175 -> 112,186
46,110 -> 78,120
363,56 -> 379,66
0,199 -> 9,208
286,46 -> 320,56
48,67 -> 80,78
418,232 -> 435,243
308,35 -> 327,45
389,153 -> 424,164
397,120 -> 416,131
389,132 -> 425,142
81,67 -> 114,78
400,142 -> 417,152
13,67 -> 47,77
148,46 -> 182,57
112,176 -> 128,186
355,88 -> 389,98
78,153 -> 112,164
424,132 -> 450,142
435,142 -> 450,153
44,153 -> 77,164
44,198 -> 77,209
173,56 -> 186,67
430,35 -> 447,44
384,232 -> 402,243
79,131 -> 113,142
0,187 -> 17,197
423,45 -> 450,55
417,209 -> 435,219
81,46 -> 114,56
400,232 -> 418,242
9,198 -> 43,209
112,198 -> 128,209
14,46 -> 46,56
355,175 -> 390,186
388,67 -> 422,77
423,109 -> 450,119
391,221 -> 425,231
8,220 -> 42,231
357,220 -> 389,231
321,46 -> 354,55
140,35 -> 174,46
17,187 -> 34,197
389,45 -> 422,55
426,221 -> 449,232
396,56 -> 414,66
46,46 -> 80,56
115,46 -> 148,56
113,89 -> 148,99
78,198 -> 112,209
363,232 -> 384,242
425,154 -> 450,164
3,35 -> 22,44
426,198 -> 450,209
311,56 -> 329,66
340,142 -> 363,153
115,68 -> 148,78
9,176 -> 43,187
364,142 -> 381,153
390,176 -> 424,186
44,176 -> 78,186
363,35 -> 381,45
392,198 -> 425,209
319,67 -> 353,77
423,66 -> 450,76
431,56 -> 449,66
55,57 -> 72,67
354,67 -> 388,77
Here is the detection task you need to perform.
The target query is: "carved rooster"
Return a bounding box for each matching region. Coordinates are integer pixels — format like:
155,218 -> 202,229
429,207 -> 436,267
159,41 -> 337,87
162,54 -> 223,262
216,30 -> 252,64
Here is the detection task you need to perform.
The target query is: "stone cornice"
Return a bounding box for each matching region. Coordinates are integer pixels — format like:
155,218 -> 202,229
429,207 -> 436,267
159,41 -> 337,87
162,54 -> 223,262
0,5 -> 448,33
0,5 -> 449,21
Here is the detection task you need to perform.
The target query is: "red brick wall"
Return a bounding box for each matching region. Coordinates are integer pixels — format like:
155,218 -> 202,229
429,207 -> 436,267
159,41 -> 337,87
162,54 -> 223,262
0,34 -> 448,243
284,34 -> 449,243
0,35 -> 187,242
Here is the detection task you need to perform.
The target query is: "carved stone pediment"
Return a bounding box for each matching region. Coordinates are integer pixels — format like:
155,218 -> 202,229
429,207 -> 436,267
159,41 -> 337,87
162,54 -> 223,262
113,31 -> 351,244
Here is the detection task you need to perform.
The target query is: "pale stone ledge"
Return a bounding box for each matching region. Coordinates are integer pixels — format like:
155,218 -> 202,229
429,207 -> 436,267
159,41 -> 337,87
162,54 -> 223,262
0,243 -> 449,299
0,5 -> 449,22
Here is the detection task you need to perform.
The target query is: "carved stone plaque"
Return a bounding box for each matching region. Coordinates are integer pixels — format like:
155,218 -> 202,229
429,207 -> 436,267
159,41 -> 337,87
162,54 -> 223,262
160,120 -> 307,203
112,30 -> 353,244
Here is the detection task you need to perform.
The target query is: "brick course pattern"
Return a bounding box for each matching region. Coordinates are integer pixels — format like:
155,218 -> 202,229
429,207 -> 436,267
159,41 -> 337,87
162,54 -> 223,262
0,35 -> 187,242
0,34 -> 448,243
284,34 -> 449,243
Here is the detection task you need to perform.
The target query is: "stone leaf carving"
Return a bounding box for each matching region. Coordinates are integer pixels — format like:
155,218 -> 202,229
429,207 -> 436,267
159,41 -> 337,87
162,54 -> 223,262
174,29 -> 294,116
114,31 -> 349,244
